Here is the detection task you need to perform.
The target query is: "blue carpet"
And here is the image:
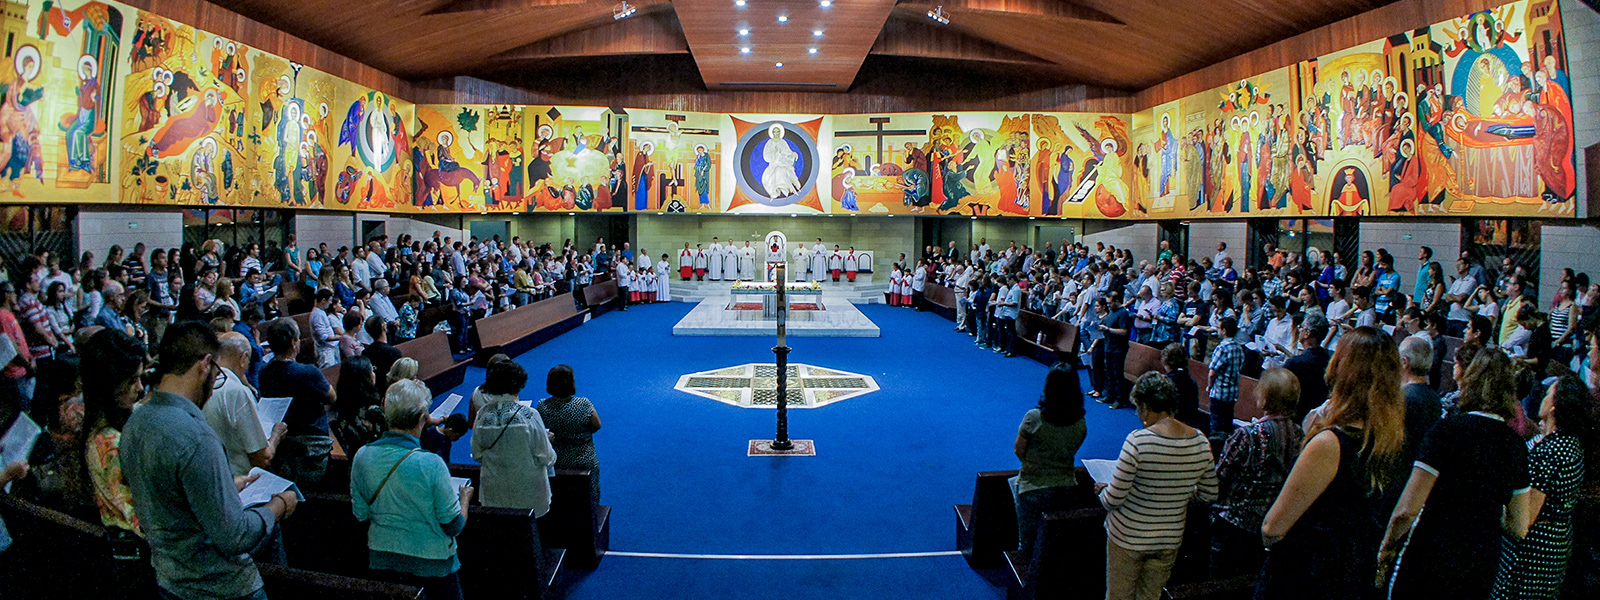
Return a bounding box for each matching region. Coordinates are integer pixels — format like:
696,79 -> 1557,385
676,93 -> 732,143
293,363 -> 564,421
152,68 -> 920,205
433,302 -> 1140,598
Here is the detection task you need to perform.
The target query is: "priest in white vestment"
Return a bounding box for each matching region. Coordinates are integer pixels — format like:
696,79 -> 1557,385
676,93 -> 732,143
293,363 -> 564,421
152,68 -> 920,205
655,255 -> 672,300
810,240 -> 828,283
738,242 -> 756,281
722,241 -> 738,281
707,239 -> 724,281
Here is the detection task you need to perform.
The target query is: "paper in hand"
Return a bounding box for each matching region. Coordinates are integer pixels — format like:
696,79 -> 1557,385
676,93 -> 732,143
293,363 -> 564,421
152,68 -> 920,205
238,467 -> 302,508
1382,324 -> 1397,335
0,413 -> 40,492
516,400 -> 533,409
450,476 -> 471,490
431,394 -> 465,421
1082,458 -> 1119,486
256,397 -> 293,439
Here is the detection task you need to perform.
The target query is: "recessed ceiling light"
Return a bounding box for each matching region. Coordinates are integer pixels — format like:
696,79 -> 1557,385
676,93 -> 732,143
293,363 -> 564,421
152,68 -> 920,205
738,28 -> 749,35
808,48 -> 817,54
740,47 -> 750,54
777,14 -> 788,23
820,0 -> 832,6
775,62 -> 784,68
735,0 -> 745,6
813,30 -> 824,37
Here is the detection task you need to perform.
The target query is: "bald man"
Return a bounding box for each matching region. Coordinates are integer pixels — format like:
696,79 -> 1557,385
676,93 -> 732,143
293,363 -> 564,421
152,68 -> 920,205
204,331 -> 286,477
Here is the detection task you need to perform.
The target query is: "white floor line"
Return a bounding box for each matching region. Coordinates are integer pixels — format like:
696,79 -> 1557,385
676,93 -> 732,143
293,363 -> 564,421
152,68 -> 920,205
606,550 -> 962,561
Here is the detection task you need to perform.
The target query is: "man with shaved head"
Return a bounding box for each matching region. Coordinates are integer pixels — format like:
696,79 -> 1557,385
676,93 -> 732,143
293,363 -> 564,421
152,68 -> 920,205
204,331 -> 286,477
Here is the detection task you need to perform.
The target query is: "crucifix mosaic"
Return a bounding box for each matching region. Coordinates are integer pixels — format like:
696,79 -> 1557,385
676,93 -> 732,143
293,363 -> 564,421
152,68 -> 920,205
674,363 -> 879,409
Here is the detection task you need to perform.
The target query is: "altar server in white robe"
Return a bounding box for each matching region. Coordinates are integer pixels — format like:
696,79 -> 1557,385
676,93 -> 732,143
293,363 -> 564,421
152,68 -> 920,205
707,238 -> 724,281
639,261 -> 657,303
844,248 -> 859,282
790,246 -> 808,281
828,245 -> 844,282
810,239 -> 828,283
678,244 -> 694,280
693,244 -> 707,280
722,240 -> 739,281
738,242 -> 756,281
656,254 -> 672,301
888,264 -> 904,306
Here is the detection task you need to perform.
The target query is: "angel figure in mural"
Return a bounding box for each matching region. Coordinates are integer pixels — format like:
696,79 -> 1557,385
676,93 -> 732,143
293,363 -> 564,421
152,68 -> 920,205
694,144 -> 711,209
762,124 -> 803,198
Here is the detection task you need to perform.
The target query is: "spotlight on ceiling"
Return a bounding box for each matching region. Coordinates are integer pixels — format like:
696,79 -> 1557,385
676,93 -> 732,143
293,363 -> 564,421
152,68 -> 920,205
927,5 -> 949,24
819,0 -> 832,6
738,28 -> 749,35
612,1 -> 636,20
740,47 -> 751,54
735,0 -> 745,6
777,14 -> 788,23
775,62 -> 784,68
813,29 -> 824,37
808,48 -> 817,54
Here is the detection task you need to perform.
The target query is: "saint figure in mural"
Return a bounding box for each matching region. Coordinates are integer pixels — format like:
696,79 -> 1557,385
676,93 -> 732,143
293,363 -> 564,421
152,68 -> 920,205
633,141 -> 653,211
0,46 -> 45,197
528,124 -> 556,187
1331,167 -> 1369,216
837,168 -> 859,212
694,144 -> 711,209
762,124 -> 802,198
1156,114 -> 1177,197
65,55 -> 101,173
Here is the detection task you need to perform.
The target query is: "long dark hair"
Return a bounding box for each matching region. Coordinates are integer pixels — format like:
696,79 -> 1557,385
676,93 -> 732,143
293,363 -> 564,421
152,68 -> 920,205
81,328 -> 148,434
335,356 -> 380,422
1038,368 -> 1086,427
1547,375 -> 1598,482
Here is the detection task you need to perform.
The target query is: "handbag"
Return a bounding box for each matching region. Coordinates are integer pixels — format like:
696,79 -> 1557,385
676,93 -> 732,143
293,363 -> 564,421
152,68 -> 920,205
364,448 -> 420,507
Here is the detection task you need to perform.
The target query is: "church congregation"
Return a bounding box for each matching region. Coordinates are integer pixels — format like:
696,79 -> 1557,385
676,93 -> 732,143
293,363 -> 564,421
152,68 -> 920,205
0,0 -> 1595,598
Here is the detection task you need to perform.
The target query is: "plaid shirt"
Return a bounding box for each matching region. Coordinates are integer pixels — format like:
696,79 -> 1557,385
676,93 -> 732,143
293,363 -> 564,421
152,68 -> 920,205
1207,337 -> 1245,402
1153,298 -> 1182,343
1261,277 -> 1285,299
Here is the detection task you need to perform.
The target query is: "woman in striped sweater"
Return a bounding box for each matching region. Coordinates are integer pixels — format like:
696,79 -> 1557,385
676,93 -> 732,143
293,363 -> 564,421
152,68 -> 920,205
1098,372 -> 1219,600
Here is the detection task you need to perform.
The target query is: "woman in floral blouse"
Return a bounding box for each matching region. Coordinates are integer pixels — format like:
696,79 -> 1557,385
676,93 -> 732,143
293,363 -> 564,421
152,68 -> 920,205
81,328 -> 149,539
1210,367 -> 1305,578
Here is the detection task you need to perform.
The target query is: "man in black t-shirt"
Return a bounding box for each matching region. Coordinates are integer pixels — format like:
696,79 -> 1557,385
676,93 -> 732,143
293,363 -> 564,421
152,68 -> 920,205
259,318 -> 336,489
360,315 -> 402,380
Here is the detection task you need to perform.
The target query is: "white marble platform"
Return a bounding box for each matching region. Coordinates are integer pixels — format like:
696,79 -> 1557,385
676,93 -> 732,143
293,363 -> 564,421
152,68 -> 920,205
672,296 -> 880,337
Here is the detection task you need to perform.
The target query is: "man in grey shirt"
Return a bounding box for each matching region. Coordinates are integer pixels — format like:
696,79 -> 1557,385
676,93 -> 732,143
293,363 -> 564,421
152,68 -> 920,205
123,322 -> 299,600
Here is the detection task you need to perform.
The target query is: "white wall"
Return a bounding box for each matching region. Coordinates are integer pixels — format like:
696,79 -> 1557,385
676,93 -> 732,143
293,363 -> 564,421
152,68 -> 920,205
293,213 -> 355,252
1187,221 -> 1248,265
1540,224 -> 1600,303
1359,220 -> 1460,292
76,207 -> 182,259
1083,222 -> 1159,262
1563,0 -> 1598,209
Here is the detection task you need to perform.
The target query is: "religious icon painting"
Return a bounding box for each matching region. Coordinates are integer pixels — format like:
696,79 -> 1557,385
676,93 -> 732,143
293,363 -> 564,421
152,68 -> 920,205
829,113 -> 932,215
249,53 -> 336,209
725,117 -> 824,213
411,104 -> 491,212
119,14 -> 251,207
627,109 -> 719,212
522,106 -> 619,213
329,87 -> 413,210
35,0 -> 125,195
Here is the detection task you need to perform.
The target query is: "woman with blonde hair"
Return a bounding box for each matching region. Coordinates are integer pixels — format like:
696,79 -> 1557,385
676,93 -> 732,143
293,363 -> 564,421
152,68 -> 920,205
1255,326 -> 1404,600
386,357 -> 420,387
1379,348 -> 1532,599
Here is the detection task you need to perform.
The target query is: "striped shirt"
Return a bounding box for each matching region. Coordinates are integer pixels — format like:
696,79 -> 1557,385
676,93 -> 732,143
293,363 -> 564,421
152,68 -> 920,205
1098,428 -> 1219,551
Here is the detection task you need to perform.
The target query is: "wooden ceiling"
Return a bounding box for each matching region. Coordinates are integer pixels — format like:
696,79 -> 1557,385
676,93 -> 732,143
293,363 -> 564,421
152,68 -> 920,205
204,0 -> 1401,95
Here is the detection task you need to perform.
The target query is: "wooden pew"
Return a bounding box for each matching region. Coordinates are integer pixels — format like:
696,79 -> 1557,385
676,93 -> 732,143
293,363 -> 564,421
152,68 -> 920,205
258,563 -> 423,600
954,470 -> 1019,568
1124,342 -> 1168,382
582,279 -> 620,315
1002,503 -> 1216,600
283,492 -> 565,600
922,283 -> 959,321
449,464 -> 611,569
1163,574 -> 1259,600
1015,310 -> 1079,366
473,294 -> 589,367
1188,360 -> 1264,422
321,458 -> 611,570
396,331 -> 471,397
0,493 -> 420,600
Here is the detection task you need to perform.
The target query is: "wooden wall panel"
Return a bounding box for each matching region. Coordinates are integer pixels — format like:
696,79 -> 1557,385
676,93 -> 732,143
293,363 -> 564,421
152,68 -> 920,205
126,0 -> 410,97
1133,0 -> 1504,109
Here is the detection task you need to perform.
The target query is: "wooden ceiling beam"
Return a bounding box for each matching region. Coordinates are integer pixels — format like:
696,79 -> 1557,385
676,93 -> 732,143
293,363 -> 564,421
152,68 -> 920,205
895,0 -> 1124,26
423,0 -> 600,17
489,9 -> 689,61
869,14 -> 1052,66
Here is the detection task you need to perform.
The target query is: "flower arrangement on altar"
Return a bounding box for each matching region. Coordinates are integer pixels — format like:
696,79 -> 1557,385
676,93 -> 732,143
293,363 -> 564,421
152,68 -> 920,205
732,280 -> 821,291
